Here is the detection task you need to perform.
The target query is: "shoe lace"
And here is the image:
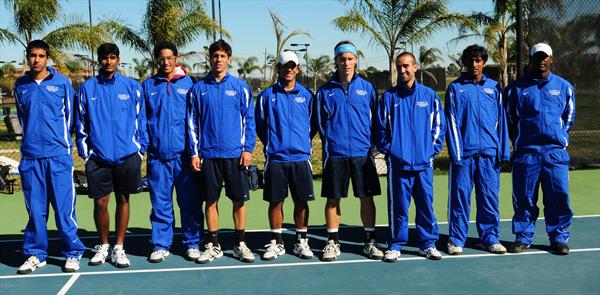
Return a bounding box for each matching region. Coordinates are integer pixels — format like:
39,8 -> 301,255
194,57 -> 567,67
323,243 -> 337,254
66,257 -> 78,264
188,248 -> 200,255
25,256 -> 39,266
237,243 -> 252,255
265,241 -> 279,251
113,248 -> 126,260
94,244 -> 109,254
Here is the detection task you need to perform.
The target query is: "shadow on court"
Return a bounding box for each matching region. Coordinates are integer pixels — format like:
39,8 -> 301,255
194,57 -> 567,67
1,224 -> 531,270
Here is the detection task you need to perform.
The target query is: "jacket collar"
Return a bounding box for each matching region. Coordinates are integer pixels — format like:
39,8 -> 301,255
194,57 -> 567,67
96,70 -> 122,84
156,65 -> 188,82
205,71 -> 231,84
458,74 -> 488,85
24,66 -> 56,82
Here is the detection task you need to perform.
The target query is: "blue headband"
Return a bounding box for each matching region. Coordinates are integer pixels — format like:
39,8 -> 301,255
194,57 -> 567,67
334,44 -> 357,57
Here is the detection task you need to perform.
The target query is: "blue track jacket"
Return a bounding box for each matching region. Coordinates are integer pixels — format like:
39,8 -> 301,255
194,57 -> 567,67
14,67 -> 74,159
143,66 -> 193,160
375,82 -> 446,170
255,81 -> 315,162
445,75 -> 510,164
316,74 -> 377,159
505,72 -> 575,153
75,72 -> 148,165
188,72 -> 255,158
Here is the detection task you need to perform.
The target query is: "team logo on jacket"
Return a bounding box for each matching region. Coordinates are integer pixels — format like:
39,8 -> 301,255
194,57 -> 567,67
225,90 -> 237,96
176,88 -> 188,95
118,94 -> 130,100
45,85 -> 59,93
483,88 -> 495,94
548,89 -> 561,96
295,96 -> 306,103
416,101 -> 428,107
355,90 -> 367,96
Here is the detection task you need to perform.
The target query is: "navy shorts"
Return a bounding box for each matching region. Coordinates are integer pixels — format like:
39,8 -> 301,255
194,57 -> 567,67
263,160 -> 315,203
85,153 -> 143,199
200,158 -> 250,202
321,156 -> 381,199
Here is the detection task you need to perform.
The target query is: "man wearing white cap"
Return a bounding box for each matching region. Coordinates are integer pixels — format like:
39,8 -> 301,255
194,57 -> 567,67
505,43 -> 576,255
255,51 -> 317,260
315,41 -> 383,262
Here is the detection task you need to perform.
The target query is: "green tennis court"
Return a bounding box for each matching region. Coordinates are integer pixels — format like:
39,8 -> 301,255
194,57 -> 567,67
0,170 -> 599,294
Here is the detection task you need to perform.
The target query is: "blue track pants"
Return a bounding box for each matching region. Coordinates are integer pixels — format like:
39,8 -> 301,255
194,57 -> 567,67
448,156 -> 501,247
387,163 -> 438,251
148,155 -> 203,250
511,148 -> 573,244
19,155 -> 85,261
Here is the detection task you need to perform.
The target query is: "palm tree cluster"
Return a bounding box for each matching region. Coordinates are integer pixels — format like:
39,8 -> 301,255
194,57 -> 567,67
333,0 -> 475,87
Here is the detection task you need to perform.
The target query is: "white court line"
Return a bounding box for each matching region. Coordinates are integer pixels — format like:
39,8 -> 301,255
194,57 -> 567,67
1,215 -> 598,244
1,248 -> 598,280
57,274 -> 79,295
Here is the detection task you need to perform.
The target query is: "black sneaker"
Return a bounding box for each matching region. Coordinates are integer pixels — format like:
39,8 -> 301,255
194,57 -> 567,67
509,242 -> 530,253
550,243 -> 569,255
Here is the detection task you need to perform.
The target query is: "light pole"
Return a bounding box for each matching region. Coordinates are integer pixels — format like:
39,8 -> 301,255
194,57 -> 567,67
290,43 -> 310,88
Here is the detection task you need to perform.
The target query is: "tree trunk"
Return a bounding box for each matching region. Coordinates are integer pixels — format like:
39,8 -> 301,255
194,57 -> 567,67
388,54 -> 397,88
499,34 -> 509,89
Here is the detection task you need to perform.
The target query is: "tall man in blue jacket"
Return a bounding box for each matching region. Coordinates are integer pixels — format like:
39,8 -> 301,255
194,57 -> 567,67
505,43 -> 575,255
256,51 -> 316,261
188,40 -> 256,263
143,42 -> 203,263
445,45 -> 510,255
14,40 -> 85,274
315,41 -> 383,262
375,52 -> 446,262
76,43 -> 148,268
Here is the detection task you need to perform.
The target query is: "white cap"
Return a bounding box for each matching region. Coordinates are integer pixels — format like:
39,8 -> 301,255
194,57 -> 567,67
530,43 -> 553,56
279,51 -> 299,66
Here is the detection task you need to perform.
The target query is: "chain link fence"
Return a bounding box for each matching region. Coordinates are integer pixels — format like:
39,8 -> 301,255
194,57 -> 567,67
527,0 -> 600,168
2,0 -> 598,192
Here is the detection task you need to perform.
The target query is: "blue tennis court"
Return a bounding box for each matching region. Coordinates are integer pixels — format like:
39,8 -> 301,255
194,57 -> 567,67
1,216 -> 598,294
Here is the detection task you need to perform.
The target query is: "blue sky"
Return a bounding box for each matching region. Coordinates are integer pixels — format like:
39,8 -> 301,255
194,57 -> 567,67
0,0 -> 493,71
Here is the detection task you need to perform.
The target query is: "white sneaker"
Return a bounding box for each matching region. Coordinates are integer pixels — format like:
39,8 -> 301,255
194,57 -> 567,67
186,248 -> 201,261
294,238 -> 313,259
363,239 -> 384,260
64,257 -> 80,272
17,256 -> 46,274
111,246 -> 131,268
149,250 -> 170,263
262,240 -> 285,261
233,242 -> 255,263
321,240 -> 340,262
485,243 -> 507,254
383,250 -> 401,262
419,247 -> 443,260
89,244 -> 110,266
196,242 -> 223,264
447,242 -> 463,255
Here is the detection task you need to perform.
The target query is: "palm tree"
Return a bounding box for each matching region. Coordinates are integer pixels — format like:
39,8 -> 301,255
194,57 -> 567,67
418,45 -> 443,85
333,0 -> 475,87
451,1 -> 515,88
236,56 -> 263,81
132,58 -> 150,80
0,0 -> 111,68
100,0 -> 227,70
308,55 -> 333,91
268,10 -> 310,83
